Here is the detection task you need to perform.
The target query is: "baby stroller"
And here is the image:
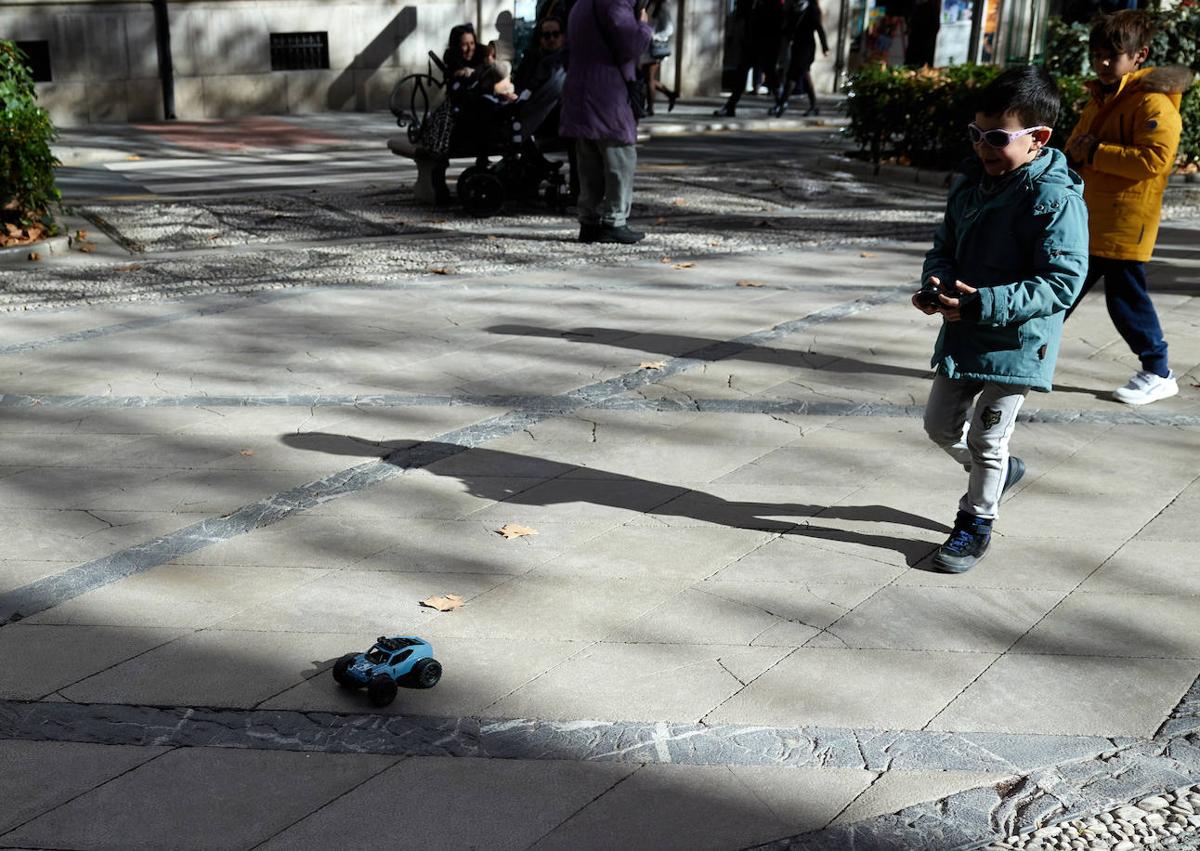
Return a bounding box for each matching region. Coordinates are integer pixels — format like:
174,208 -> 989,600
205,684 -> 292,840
389,51 -> 571,217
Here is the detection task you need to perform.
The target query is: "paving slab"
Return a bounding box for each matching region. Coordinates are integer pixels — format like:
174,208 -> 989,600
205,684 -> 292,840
929,654 -> 1200,737
487,642 -> 791,723
0,623 -> 184,700
0,740 -> 171,835
1012,591 -> 1200,659
533,764 -> 876,851
1,746 -> 398,851
258,756 -> 634,851
706,648 -> 997,729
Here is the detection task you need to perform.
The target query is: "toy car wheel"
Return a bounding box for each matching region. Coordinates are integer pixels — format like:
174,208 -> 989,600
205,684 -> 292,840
411,658 -> 443,689
332,653 -> 359,688
459,171 -> 505,218
367,674 -> 399,707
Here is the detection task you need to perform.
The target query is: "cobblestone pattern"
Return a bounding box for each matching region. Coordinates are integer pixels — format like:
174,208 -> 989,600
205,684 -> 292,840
989,785 -> 1200,850
752,683 -> 1200,849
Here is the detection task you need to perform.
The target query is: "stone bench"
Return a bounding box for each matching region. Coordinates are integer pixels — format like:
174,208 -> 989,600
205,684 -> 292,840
387,134 -> 451,205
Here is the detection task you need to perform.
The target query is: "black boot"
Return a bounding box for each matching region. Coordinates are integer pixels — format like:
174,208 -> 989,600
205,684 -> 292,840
932,511 -> 993,574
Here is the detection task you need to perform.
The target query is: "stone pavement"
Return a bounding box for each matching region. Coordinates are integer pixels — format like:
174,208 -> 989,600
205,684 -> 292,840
1,111 -> 1199,850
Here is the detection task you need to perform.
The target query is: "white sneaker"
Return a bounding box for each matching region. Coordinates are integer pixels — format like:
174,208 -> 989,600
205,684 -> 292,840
1112,369 -> 1179,405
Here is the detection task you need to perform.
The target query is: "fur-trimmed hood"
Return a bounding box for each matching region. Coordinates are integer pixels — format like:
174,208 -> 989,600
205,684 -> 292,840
1137,64 -> 1196,95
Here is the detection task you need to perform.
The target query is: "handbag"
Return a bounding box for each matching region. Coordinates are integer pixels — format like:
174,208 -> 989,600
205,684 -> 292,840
591,0 -> 649,121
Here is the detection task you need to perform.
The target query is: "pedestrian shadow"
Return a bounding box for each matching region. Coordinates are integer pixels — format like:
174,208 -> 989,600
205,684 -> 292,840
280,433 -> 947,565
486,324 -> 932,379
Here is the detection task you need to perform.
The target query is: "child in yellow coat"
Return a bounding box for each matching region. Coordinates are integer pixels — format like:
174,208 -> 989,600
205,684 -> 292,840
1064,10 -> 1194,405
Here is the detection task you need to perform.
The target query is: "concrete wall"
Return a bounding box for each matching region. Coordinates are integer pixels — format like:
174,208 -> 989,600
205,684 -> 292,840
0,0 -> 477,124
1,0 -> 847,124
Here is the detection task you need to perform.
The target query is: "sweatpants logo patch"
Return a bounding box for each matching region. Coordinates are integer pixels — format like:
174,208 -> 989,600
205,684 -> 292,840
982,407 -> 1002,428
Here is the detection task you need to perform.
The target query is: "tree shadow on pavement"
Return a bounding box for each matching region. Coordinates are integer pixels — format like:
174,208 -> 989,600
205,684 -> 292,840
281,433 -> 947,566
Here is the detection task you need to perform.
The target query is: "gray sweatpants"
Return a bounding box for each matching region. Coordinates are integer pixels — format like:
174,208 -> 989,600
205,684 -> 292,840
923,375 -> 1029,520
575,138 -> 636,228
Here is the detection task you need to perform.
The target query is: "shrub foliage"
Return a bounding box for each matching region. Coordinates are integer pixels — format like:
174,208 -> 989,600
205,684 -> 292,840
849,1 -> 1200,171
1,40 -> 60,234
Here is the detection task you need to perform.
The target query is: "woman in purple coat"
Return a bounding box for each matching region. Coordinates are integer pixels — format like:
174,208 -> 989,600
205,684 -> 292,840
561,0 -> 652,244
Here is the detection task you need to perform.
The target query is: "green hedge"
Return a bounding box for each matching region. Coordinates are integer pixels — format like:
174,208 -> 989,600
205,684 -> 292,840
848,2 -> 1200,173
1,40 -> 60,234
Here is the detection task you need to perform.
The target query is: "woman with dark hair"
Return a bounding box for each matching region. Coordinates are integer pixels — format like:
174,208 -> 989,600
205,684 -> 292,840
769,0 -> 828,116
639,0 -> 678,114
444,23 -> 484,77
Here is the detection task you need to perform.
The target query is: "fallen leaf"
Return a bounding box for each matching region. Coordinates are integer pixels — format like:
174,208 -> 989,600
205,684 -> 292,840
639,360 -> 666,370
736,279 -> 765,288
420,593 -> 464,612
125,155 -> 142,161
659,256 -> 672,264
208,234 -> 219,241
708,240 -> 720,247
428,267 -> 451,275
78,242 -> 95,253
116,263 -> 143,272
860,251 -> 877,257
496,523 -> 538,540
672,198 -> 687,206
27,251 -> 40,261
672,262 -> 695,270
239,449 -> 255,457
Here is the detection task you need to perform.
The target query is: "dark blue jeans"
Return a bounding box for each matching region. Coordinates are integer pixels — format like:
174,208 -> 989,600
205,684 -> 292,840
1066,256 -> 1169,377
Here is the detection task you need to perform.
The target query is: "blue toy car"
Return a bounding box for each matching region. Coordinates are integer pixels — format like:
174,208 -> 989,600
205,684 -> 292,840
332,635 -> 443,706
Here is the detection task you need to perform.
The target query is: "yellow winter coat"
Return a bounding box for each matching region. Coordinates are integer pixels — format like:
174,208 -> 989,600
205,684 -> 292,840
1065,65 -> 1194,262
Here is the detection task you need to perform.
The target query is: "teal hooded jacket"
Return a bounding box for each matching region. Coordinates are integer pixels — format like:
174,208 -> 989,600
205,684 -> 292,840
922,147 -> 1089,392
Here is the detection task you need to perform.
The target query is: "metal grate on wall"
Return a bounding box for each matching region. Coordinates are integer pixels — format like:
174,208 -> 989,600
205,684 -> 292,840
15,40 -> 52,82
269,31 -> 330,71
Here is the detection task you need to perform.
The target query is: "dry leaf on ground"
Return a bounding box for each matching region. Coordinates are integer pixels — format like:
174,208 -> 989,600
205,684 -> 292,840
496,523 -> 538,539
126,155 -> 142,161
428,267 -> 452,275
736,280 -> 765,288
27,252 -> 40,262
659,256 -> 672,264
239,449 -> 255,457
672,198 -> 687,206
116,263 -> 143,272
860,251 -> 877,257
77,242 -> 96,253
671,262 -> 695,270
420,594 -> 464,612
639,360 -> 666,370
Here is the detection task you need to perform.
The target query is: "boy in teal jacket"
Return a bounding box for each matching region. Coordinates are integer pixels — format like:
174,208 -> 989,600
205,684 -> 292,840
915,66 -> 1089,573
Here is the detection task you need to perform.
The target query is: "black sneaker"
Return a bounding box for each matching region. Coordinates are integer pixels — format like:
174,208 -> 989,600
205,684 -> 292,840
1002,456 -> 1025,496
595,225 -> 645,244
713,104 -> 736,117
578,223 -> 602,243
932,511 -> 992,574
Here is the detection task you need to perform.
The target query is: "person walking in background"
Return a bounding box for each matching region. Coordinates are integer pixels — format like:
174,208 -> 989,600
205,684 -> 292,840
915,67 -> 1088,573
561,0 -> 652,244
714,0 -> 786,117
770,0 -> 828,116
1063,10 -> 1193,405
639,0 -> 679,115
